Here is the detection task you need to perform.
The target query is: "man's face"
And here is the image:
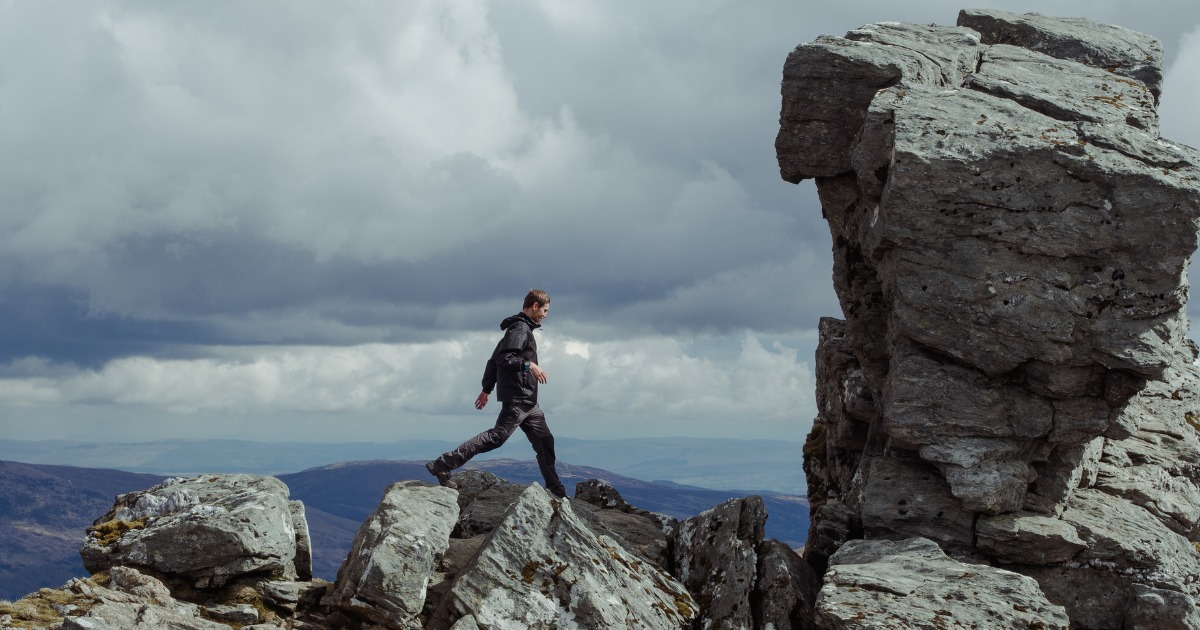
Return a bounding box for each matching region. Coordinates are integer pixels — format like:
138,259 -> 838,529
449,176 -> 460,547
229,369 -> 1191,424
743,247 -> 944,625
529,303 -> 549,323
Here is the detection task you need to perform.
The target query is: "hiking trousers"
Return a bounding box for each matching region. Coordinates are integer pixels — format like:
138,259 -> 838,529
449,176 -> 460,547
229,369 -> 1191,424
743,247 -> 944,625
435,401 -> 567,497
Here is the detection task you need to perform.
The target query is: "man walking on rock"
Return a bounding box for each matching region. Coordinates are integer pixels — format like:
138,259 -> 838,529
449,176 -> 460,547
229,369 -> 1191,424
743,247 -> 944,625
426,289 -> 568,498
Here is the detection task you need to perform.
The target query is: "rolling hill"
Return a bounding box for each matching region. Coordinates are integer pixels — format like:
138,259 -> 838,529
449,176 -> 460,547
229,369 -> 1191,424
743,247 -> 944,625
0,461 -> 164,602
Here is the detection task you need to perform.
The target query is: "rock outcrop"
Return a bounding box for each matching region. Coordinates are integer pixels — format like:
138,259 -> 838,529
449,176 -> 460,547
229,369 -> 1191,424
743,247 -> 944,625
79,474 -> 309,588
816,537 -> 1069,628
58,566 -> 229,630
331,480 -> 460,628
11,8 -> 1197,630
778,7 -> 1200,629
675,496 -> 766,629
428,484 -> 694,630
3,470 -> 814,629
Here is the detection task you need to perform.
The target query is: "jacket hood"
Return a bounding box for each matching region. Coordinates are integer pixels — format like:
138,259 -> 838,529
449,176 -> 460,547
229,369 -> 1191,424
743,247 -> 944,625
500,312 -> 539,331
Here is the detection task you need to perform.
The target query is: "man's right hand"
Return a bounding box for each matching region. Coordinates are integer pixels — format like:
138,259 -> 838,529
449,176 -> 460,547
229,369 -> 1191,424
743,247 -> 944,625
475,391 -> 489,410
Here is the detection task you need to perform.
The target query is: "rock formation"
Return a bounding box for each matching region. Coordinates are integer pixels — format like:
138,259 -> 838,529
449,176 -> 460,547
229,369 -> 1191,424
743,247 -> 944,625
1,471 -> 813,629
8,8 -> 1198,630
331,481 -> 460,628
79,474 -> 311,588
778,7 -> 1200,629
815,537 -> 1069,628
426,484 -> 692,630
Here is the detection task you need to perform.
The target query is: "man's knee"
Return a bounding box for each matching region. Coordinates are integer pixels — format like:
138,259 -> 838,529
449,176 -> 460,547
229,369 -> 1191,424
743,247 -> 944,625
522,423 -> 551,444
531,434 -> 556,458
485,426 -> 518,447
520,413 -> 551,438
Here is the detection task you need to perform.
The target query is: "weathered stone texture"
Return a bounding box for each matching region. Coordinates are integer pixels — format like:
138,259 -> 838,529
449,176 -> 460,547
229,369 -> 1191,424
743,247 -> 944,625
753,539 -> 817,630
48,467 -> 818,629
79,474 -> 304,589
814,538 -> 1069,629
429,484 -> 696,630
289,500 -> 313,582
59,567 -> 230,630
572,478 -> 677,568
957,8 -> 1164,99
674,496 -> 766,630
857,457 -> 976,556
331,480 -> 460,628
780,7 -> 1200,629
450,469 -> 528,538
975,512 -> 1086,565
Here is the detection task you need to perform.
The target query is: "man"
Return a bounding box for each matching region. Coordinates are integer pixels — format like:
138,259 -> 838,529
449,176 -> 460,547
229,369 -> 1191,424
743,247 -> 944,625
426,289 -> 568,498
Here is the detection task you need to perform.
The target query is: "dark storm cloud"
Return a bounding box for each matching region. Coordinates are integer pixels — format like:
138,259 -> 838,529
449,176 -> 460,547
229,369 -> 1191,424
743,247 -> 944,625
0,1 -> 1197,441
0,283 -> 215,367
8,0 -> 1192,370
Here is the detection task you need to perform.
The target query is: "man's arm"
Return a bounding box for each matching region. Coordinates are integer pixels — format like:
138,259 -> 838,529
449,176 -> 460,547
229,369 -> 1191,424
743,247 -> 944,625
477,356 -> 497,410
481,356 -> 497,395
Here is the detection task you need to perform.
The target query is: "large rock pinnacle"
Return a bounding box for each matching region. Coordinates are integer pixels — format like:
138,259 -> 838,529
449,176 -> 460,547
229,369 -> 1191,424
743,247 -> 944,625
778,8 -> 1200,628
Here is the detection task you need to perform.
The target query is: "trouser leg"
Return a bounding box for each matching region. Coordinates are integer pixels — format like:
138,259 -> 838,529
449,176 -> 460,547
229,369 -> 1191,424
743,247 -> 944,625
436,404 -> 522,470
519,405 -> 567,497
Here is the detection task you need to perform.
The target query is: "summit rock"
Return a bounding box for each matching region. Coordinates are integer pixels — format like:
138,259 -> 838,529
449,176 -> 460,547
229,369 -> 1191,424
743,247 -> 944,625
778,8 -> 1200,628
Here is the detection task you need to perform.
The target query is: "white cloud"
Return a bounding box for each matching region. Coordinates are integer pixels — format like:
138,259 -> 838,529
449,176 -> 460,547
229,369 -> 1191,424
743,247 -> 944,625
1161,25 -> 1200,149
42,339 -> 484,414
0,330 -> 817,441
2,1 -> 1196,447
0,0 -> 821,335
0,2 -> 531,268
553,334 -> 812,418
0,378 -> 61,407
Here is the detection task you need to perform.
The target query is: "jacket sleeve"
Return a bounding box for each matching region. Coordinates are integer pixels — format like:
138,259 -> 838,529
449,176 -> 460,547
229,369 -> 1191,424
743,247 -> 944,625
481,356 -> 497,394
492,323 -> 529,372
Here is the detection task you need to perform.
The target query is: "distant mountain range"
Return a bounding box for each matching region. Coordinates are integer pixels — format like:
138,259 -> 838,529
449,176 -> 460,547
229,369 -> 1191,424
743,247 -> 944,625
0,457 -> 809,602
0,436 -> 807,494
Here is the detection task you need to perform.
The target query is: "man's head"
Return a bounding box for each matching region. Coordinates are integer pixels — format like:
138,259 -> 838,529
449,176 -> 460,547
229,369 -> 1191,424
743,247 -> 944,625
523,289 -> 550,323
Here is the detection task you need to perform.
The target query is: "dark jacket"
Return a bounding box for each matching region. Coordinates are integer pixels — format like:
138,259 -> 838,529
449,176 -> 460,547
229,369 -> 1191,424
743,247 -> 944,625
481,312 -> 540,403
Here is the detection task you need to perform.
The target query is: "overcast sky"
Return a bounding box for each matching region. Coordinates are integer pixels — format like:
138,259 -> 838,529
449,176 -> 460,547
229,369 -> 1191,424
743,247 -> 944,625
2,1 -> 1199,445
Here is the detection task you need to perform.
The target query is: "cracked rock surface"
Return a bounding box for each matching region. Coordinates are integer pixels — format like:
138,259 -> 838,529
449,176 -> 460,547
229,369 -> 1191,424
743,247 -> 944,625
779,8 -> 1200,629
428,484 -> 695,630
816,538 -> 1069,629
0,469 -> 815,629
79,474 -> 306,589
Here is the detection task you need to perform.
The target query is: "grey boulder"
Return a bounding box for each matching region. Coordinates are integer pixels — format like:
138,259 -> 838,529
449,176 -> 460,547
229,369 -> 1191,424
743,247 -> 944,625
674,495 -> 766,630
80,474 -> 307,588
331,480 -> 460,629
58,566 -> 229,630
815,538 -> 1068,629
957,8 -> 1164,98
429,484 -> 696,630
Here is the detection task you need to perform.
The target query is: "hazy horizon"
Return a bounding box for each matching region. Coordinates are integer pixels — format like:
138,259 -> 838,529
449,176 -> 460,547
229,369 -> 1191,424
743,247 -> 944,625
0,435 -> 807,494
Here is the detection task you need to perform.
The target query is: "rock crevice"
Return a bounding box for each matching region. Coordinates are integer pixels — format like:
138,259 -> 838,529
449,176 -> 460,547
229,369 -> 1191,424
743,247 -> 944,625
779,7 -> 1200,629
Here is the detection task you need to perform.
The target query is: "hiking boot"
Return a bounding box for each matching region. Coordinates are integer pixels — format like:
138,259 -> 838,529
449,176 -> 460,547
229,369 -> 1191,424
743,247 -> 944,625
426,461 -> 457,489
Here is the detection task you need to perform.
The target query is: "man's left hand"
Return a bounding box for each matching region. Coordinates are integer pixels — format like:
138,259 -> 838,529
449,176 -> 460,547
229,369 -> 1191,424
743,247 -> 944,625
529,362 -> 548,384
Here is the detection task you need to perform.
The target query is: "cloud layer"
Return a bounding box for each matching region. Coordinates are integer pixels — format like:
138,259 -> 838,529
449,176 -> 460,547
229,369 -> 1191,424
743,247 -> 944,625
2,1 -> 1198,443
0,331 -> 815,442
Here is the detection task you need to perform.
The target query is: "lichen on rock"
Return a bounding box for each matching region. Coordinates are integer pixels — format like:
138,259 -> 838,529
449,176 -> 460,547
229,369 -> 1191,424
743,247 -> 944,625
778,7 -> 1200,629
79,474 -> 307,589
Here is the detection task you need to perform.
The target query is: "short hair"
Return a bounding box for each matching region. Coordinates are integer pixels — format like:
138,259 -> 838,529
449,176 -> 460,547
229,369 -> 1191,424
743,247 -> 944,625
524,289 -> 550,309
